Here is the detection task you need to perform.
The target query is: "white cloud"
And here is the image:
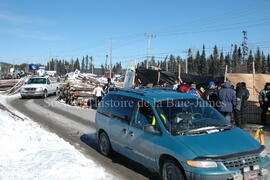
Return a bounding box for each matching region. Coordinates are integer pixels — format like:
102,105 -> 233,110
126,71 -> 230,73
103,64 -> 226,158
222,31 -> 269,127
0,28 -> 62,41
0,11 -> 55,25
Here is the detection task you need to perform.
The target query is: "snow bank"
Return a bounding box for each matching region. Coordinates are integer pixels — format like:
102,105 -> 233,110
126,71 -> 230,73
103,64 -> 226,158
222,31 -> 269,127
0,110 -> 117,180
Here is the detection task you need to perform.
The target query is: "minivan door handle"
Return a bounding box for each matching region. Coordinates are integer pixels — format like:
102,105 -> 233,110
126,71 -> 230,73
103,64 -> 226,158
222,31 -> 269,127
122,128 -> 128,134
129,131 -> 134,136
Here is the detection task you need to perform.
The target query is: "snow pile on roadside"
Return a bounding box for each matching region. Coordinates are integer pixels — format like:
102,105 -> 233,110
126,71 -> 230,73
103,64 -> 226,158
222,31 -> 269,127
0,110 -> 117,180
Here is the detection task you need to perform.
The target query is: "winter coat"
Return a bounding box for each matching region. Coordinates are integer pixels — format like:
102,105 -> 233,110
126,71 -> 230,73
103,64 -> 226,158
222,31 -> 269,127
187,88 -> 201,97
235,83 -> 249,111
259,89 -> 270,107
217,82 -> 237,113
178,85 -> 190,93
203,88 -> 218,108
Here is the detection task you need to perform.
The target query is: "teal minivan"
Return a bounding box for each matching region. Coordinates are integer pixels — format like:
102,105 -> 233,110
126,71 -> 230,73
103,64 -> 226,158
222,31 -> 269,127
95,88 -> 270,180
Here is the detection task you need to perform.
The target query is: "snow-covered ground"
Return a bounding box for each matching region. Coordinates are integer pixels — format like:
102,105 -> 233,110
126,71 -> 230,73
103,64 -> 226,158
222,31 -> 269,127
0,98 -> 118,180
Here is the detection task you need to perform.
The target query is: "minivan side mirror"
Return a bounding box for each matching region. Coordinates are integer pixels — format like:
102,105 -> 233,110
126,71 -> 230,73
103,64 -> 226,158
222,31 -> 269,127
143,125 -> 162,136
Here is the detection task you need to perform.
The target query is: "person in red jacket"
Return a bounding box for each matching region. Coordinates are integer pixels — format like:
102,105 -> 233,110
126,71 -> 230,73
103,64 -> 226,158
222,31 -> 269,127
178,82 -> 191,93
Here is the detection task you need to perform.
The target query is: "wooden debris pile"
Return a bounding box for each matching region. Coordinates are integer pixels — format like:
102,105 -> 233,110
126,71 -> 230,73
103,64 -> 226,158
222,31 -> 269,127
0,79 -> 19,91
58,82 -> 96,108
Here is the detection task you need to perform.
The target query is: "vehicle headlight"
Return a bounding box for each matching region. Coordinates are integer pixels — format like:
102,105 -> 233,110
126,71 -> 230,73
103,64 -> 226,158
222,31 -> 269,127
260,149 -> 269,158
187,160 -> 217,168
36,87 -> 43,91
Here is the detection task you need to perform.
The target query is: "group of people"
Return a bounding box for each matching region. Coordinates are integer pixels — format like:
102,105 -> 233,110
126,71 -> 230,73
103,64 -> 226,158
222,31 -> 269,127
171,80 -> 269,128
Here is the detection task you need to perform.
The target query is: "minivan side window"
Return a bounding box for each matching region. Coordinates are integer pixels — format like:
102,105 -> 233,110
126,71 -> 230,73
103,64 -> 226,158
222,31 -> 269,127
99,94 -> 138,124
131,101 -> 158,130
110,94 -> 138,124
97,94 -> 114,115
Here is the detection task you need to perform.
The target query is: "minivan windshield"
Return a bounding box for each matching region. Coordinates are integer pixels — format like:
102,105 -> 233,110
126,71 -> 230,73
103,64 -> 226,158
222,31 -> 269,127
156,99 -> 231,136
27,78 -> 46,84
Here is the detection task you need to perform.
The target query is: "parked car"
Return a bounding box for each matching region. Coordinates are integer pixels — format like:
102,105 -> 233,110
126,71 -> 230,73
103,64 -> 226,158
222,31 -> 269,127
20,77 -> 59,98
95,88 -> 270,180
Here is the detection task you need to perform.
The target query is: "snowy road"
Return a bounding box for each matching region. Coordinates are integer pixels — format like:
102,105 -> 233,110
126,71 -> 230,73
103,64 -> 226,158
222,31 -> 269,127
6,96 -> 160,180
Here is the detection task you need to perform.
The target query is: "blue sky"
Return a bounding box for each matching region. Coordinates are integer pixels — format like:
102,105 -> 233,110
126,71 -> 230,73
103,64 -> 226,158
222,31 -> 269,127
0,0 -> 270,67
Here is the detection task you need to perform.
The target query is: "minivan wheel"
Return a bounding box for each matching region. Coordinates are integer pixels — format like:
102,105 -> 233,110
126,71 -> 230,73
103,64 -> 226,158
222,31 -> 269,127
98,131 -> 112,156
162,159 -> 185,180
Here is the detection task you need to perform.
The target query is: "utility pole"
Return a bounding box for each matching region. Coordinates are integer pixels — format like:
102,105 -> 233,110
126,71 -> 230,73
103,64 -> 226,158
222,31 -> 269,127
144,33 -> 156,69
105,55 -> 108,71
109,40 -> 112,78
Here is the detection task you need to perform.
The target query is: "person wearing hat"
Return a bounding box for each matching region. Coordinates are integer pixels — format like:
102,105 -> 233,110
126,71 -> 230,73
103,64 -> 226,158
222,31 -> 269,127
203,81 -> 218,108
259,82 -> 270,125
217,81 -> 237,122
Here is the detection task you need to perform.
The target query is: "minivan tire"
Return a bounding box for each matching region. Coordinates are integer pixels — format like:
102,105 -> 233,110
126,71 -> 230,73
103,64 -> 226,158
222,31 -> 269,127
162,159 -> 185,180
98,131 -> 112,156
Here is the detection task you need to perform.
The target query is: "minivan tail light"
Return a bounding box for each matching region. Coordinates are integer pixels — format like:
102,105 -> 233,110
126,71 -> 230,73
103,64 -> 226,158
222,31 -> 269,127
187,160 -> 217,168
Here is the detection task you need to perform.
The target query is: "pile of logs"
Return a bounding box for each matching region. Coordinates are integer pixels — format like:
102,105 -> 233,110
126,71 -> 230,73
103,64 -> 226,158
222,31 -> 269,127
57,72 -> 123,108
58,82 -> 95,108
0,79 -> 19,91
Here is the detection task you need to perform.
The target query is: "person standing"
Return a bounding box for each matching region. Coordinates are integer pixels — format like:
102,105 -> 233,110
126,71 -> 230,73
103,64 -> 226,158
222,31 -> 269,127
93,84 -> 104,106
217,81 -> 237,122
178,82 -> 190,93
235,82 -> 249,128
203,81 -> 218,108
259,83 -> 270,125
173,80 -> 180,90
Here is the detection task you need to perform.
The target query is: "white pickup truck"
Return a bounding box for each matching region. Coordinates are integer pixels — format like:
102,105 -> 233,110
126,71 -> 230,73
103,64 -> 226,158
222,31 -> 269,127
20,77 -> 60,98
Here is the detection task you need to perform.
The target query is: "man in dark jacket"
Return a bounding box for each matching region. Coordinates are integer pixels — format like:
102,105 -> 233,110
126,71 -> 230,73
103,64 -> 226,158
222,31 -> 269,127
203,81 -> 218,108
217,82 -> 237,122
259,83 -> 270,125
235,82 -> 250,128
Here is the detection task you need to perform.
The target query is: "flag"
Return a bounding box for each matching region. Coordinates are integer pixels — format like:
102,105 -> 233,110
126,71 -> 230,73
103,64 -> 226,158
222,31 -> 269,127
29,64 -> 40,70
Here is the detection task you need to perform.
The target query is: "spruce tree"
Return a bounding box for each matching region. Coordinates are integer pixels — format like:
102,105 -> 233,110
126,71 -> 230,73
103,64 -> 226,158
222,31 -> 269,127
255,48 -> 262,73
261,52 -> 267,73
150,56 -> 156,67
187,48 -> 193,74
220,51 -> 225,75
70,59 -> 74,72
82,56 -> 85,72
74,58 -> 80,70
225,54 -> 231,73
247,50 -> 253,73
101,64 -> 105,75
168,54 -> 176,72
212,45 -> 219,76
194,50 -> 200,74
267,55 -> 270,74
208,55 -> 215,76
232,45 -> 238,73
85,55 -> 89,72
200,45 -> 207,75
